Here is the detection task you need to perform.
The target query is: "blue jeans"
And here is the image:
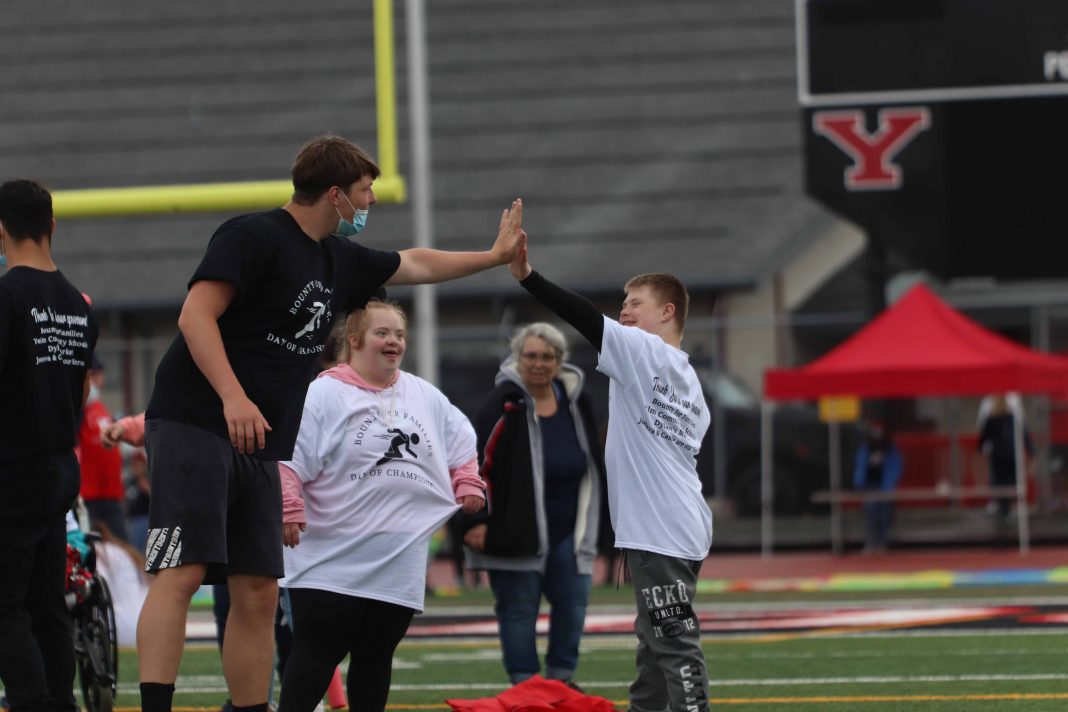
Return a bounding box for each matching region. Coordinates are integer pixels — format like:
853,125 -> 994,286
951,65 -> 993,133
863,500 -> 893,550
488,535 -> 592,684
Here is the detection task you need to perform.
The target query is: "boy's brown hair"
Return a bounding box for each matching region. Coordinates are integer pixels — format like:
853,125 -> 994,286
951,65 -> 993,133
624,272 -> 689,332
291,135 -> 381,204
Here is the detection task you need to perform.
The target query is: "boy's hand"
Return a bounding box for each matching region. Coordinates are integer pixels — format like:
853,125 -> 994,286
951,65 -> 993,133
491,199 -> 524,265
508,235 -> 532,281
223,392 -> 272,454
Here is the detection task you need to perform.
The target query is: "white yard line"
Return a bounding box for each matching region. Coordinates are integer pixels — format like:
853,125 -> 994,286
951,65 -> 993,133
129,670 -> 1068,695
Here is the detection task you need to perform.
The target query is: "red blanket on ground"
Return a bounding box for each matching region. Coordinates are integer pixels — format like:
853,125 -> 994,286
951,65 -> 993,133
445,675 -> 617,712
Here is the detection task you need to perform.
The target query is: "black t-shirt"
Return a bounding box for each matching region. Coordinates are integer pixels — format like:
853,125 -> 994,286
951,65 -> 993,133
540,386 -> 589,545
146,208 -> 400,461
0,267 -> 99,465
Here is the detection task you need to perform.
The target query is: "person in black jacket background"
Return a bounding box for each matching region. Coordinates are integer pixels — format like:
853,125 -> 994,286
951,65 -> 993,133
463,322 -> 604,688
978,393 -> 1033,519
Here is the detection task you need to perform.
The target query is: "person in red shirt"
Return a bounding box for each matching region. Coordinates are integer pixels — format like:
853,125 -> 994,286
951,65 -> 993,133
77,357 -> 128,542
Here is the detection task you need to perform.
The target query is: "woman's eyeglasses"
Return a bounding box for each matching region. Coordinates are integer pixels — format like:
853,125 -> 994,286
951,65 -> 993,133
520,352 -> 557,364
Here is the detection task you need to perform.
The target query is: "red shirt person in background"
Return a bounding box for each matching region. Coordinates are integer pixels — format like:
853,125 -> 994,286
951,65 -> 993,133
77,356 -> 129,542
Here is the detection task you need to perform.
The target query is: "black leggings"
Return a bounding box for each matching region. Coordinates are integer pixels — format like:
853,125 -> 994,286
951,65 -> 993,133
277,588 -> 414,712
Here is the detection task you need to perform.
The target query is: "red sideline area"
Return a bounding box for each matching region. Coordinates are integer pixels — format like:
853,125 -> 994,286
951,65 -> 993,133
699,545 -> 1068,580
427,545 -> 1068,590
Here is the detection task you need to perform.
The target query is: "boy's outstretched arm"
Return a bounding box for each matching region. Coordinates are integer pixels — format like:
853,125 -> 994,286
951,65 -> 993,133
387,199 -> 524,285
509,240 -> 605,351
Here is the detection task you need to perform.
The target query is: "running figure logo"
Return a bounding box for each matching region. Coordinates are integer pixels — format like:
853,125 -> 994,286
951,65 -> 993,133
375,429 -> 420,466
295,301 -> 328,340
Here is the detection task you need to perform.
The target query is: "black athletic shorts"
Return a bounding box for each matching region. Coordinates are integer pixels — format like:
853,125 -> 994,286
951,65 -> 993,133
144,418 -> 283,584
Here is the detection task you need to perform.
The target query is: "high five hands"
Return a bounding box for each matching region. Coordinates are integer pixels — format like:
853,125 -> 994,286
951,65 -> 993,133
492,199 -> 526,266
508,231 -> 532,281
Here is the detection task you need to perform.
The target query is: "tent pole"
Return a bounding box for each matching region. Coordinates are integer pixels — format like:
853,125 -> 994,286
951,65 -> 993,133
1034,307 -> 1053,512
829,420 -> 843,555
761,400 -> 774,558
1039,394 -> 1052,513
948,398 -> 961,508
1014,410 -> 1030,555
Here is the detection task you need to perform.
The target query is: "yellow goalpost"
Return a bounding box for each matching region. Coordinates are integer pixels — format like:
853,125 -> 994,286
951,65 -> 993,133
52,0 -> 406,219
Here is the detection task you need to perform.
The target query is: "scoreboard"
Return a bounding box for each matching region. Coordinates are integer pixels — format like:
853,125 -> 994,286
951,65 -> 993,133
799,0 -> 1068,280
800,0 -> 1068,104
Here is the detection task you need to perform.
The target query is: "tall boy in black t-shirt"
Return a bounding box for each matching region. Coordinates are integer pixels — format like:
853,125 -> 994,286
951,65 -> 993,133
136,135 -> 526,712
0,179 -> 99,712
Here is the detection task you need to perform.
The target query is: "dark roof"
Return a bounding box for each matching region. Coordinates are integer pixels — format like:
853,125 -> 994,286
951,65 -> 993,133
1,0 -> 828,309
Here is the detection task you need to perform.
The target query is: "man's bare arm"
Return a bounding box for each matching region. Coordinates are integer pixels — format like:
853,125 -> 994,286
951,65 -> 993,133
387,199 -> 524,285
179,280 -> 272,454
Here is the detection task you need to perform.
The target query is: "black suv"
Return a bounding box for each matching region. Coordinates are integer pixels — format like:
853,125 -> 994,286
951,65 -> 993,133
694,370 -> 860,516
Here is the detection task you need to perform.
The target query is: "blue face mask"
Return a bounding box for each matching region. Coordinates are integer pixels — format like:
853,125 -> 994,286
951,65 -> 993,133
334,193 -> 368,236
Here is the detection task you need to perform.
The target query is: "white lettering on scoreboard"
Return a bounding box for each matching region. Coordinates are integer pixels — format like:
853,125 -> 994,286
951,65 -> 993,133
1044,51 -> 1068,81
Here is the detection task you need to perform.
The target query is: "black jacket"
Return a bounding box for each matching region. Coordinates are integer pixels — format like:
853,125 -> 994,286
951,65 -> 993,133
467,379 -> 540,556
464,367 -> 606,567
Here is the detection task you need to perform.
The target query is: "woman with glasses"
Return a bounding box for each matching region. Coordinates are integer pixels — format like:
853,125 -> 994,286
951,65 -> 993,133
463,322 -> 604,689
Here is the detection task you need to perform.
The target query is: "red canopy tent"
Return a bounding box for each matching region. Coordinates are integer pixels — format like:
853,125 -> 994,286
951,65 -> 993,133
758,283 -> 1068,555
765,284 -> 1068,399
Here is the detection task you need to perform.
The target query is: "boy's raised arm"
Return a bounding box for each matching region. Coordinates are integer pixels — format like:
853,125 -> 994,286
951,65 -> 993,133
509,240 -> 605,351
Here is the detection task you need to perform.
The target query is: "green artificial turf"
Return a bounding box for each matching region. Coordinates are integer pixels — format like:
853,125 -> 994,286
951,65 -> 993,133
103,608 -> 1068,711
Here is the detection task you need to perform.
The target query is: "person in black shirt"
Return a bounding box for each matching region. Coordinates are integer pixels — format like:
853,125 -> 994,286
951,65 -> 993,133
978,394 -> 1033,519
136,135 -> 525,712
0,179 -> 99,712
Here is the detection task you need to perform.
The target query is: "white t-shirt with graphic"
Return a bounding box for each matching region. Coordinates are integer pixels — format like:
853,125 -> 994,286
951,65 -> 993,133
597,317 -> 713,560
280,371 -> 476,612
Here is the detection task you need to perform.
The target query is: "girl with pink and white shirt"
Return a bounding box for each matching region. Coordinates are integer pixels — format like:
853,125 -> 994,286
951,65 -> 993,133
276,301 -> 484,712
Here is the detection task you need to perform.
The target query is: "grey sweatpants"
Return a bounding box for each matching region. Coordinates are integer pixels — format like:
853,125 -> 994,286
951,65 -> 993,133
625,549 -> 709,712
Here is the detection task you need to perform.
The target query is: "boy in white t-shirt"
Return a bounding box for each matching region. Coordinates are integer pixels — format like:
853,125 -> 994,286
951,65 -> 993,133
509,246 -> 711,712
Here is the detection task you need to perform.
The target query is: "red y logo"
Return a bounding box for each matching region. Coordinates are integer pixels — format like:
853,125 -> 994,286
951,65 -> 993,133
813,108 -> 931,190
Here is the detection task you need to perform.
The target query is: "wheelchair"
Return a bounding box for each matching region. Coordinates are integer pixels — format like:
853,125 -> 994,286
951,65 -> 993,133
66,531 -> 119,712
